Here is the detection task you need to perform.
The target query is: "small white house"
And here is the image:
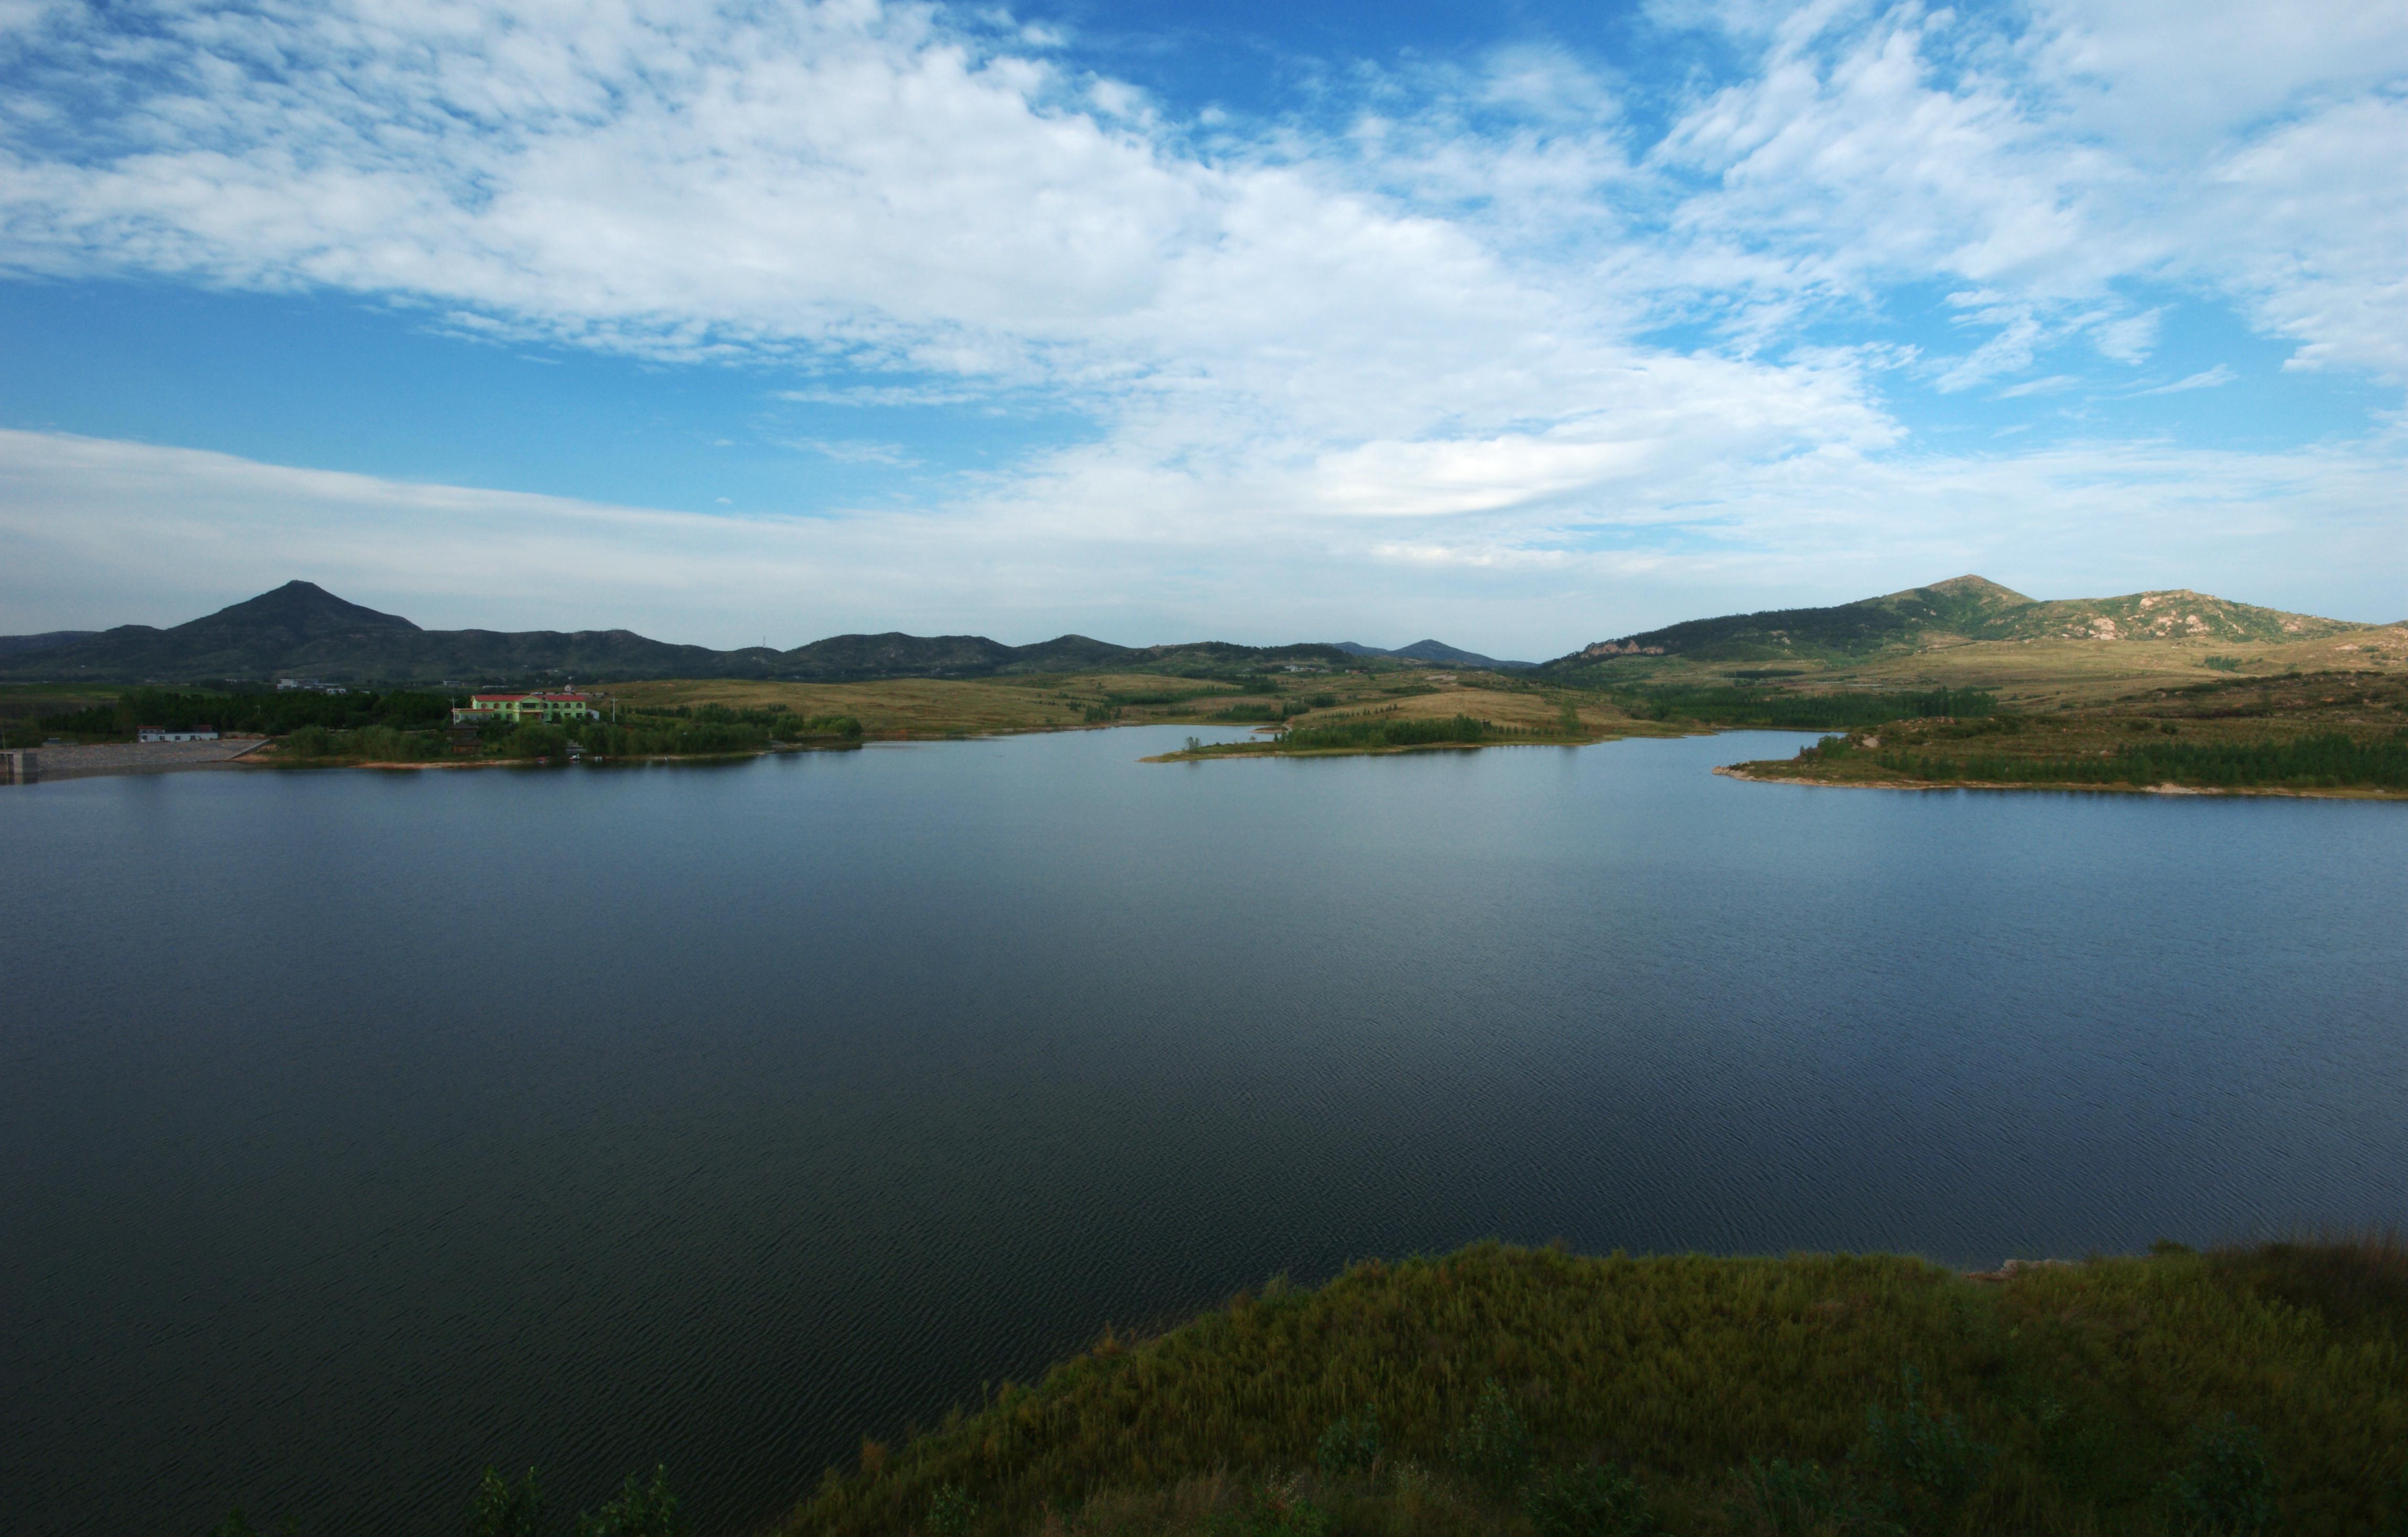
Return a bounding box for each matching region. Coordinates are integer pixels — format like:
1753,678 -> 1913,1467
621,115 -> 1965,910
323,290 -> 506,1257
138,726 -> 220,743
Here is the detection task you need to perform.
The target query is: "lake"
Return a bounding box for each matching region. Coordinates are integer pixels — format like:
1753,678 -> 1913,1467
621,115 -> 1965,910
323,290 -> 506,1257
4,726 -> 2403,1535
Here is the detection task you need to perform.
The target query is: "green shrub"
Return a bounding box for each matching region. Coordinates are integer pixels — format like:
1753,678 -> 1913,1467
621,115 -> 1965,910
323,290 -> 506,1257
1727,1456 -> 1875,1536
924,1481 -> 976,1537
1856,1367 -> 1991,1528
470,1467 -> 544,1537
1208,1478 -> 1329,1537
2383,1461 -> 2408,1537
1524,1461 -> 1661,1537
504,724 -> 567,758
1448,1379 -> 1532,1491
283,725 -> 335,758
1314,1409 -> 1381,1476
2157,1416 -> 2274,1535
577,1466 -> 684,1537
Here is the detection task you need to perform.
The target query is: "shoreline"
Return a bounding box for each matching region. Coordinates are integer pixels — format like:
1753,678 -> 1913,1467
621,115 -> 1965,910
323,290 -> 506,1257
1711,762 -> 2407,800
1141,723 -> 1707,763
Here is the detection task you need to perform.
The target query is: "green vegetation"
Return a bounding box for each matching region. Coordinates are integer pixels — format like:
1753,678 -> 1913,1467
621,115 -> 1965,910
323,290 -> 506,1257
1807,728 -> 2408,791
577,702 -> 862,759
268,700 -> 864,765
1602,687 -> 1995,730
772,1235 -> 2407,1537
1724,671 -> 2408,797
1273,714 -> 1490,750
282,723 -> 449,762
2,685 -> 453,747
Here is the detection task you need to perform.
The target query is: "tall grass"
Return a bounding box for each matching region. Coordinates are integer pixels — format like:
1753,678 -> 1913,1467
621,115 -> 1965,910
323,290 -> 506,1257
778,1240 -> 2408,1537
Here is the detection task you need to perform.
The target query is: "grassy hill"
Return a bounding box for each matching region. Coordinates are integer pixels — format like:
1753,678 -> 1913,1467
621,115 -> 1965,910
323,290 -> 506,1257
778,1237 -> 2408,1537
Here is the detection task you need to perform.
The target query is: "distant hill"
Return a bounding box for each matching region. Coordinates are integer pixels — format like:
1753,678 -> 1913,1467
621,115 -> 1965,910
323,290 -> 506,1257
0,629 -> 98,655
0,582 -> 1356,685
1546,575 -> 2368,667
1332,639 -> 1533,669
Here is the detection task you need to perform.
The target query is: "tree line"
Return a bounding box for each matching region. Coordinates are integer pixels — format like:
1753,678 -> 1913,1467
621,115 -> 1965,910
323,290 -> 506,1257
1858,730 -> 2408,789
1608,687 -> 1998,729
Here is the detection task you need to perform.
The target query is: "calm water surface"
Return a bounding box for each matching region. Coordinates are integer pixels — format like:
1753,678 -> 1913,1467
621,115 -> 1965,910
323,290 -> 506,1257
4,727 -> 2403,1535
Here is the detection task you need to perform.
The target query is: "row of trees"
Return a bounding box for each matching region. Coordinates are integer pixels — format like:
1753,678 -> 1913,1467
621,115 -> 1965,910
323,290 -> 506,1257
1278,714 -> 1490,750
1610,686 -> 1998,729
5,687 -> 455,747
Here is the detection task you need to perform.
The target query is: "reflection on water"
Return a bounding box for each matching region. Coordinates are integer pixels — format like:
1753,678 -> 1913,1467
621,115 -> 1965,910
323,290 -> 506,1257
3,727 -> 2403,1535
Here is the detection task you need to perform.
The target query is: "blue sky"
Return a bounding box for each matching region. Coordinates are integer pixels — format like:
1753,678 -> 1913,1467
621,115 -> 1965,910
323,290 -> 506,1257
0,0 -> 2400,654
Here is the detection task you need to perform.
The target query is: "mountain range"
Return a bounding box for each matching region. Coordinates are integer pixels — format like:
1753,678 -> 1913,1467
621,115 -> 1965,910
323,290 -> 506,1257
0,575 -> 2379,686
0,582 -> 1361,685
1331,640 -> 1533,669
0,630 -> 97,655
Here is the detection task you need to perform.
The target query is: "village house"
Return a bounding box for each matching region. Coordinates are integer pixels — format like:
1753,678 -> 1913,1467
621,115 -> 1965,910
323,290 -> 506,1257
452,691 -> 601,726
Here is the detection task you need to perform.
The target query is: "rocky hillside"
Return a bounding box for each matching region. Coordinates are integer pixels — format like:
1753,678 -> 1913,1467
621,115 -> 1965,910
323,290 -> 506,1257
1551,575 -> 2369,666
1983,588 -> 2363,644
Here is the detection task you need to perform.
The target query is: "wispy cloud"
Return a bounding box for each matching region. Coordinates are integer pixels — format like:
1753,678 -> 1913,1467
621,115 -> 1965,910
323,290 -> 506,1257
1996,375 -> 2082,400
2137,365 -> 2239,395
784,438 -> 919,466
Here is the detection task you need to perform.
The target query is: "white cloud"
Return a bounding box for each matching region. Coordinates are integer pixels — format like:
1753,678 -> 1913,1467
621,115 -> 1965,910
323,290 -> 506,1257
2028,0 -> 2408,149
2203,93 -> 2408,377
2090,307 -> 2162,364
0,0 -> 2398,634
4,423 -> 2399,657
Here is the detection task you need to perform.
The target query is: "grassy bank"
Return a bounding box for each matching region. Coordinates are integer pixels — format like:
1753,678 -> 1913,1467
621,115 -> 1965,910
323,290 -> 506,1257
780,1238 -> 2407,1537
